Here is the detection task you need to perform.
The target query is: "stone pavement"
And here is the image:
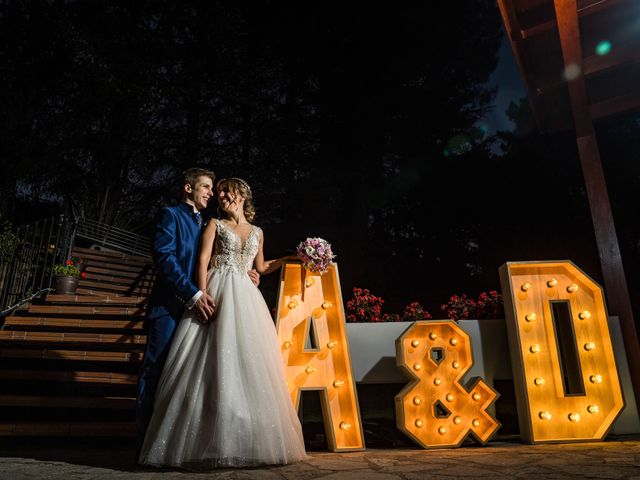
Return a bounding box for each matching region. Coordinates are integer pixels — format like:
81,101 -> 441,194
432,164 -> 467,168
1,436 -> 639,480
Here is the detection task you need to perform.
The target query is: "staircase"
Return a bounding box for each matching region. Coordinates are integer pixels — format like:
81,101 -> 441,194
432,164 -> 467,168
0,246 -> 153,436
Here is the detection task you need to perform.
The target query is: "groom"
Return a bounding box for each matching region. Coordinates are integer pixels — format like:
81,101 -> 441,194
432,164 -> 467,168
136,167 -> 257,451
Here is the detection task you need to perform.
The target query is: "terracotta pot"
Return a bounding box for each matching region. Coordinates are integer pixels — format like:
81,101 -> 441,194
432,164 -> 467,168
55,275 -> 80,295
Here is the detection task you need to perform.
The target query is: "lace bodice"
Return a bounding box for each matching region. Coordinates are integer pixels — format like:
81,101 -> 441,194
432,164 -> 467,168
210,219 -> 261,274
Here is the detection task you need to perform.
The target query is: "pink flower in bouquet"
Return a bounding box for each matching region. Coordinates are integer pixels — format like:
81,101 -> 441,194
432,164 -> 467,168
296,237 -> 336,274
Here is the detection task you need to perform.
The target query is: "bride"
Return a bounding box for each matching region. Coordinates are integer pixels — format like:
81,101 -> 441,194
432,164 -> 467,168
139,177 -> 307,468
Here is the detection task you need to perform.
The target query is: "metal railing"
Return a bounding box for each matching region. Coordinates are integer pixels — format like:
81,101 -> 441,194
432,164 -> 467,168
0,215 -> 75,312
0,214 -> 152,314
75,217 -> 151,257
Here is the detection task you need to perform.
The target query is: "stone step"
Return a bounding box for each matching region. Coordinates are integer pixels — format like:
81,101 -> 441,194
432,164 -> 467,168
80,273 -> 153,288
0,369 -> 137,385
0,421 -> 135,436
27,304 -> 146,317
2,316 -> 144,330
84,265 -> 155,280
76,284 -> 151,297
75,288 -> 149,299
44,294 -> 147,305
77,253 -> 153,270
0,348 -> 143,362
0,394 -> 135,409
0,330 -> 146,344
85,261 -> 152,275
72,246 -> 150,264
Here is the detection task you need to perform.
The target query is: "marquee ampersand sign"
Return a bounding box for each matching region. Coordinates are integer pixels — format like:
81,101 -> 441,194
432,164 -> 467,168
499,261 -> 624,443
395,321 -> 501,448
275,262 -> 365,452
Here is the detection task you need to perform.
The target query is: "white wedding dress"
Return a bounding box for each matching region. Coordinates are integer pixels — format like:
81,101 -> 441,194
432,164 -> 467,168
139,219 -> 307,468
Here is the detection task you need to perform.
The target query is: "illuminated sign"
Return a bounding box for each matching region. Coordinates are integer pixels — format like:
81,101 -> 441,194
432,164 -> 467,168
499,261 -> 624,443
395,320 -> 500,448
275,262 -> 365,451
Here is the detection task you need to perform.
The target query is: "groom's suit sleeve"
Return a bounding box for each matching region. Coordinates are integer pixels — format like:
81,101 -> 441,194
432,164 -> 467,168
152,207 -> 200,305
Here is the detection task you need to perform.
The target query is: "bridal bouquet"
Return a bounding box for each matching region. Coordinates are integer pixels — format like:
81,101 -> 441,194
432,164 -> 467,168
296,237 -> 335,274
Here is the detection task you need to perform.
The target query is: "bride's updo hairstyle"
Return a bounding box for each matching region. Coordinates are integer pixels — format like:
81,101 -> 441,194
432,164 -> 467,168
217,177 -> 256,223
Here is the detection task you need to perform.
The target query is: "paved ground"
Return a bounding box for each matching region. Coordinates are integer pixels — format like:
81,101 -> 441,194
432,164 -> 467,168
1,436 -> 639,479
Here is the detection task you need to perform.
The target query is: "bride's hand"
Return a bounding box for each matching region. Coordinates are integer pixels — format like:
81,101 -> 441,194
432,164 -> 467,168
247,269 -> 260,287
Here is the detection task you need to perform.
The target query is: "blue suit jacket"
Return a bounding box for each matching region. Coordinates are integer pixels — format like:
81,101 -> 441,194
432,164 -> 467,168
148,202 -> 202,322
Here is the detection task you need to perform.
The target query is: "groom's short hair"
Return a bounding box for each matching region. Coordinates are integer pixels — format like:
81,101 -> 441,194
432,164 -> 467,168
181,167 -> 215,194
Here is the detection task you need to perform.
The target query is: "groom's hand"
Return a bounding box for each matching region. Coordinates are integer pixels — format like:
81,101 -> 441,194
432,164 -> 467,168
248,269 -> 260,287
195,292 -> 216,323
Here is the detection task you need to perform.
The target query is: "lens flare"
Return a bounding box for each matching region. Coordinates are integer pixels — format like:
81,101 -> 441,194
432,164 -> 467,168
563,64 -> 581,81
595,41 -> 612,56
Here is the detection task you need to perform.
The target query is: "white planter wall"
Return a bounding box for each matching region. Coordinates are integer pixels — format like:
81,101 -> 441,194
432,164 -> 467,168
345,317 -> 640,435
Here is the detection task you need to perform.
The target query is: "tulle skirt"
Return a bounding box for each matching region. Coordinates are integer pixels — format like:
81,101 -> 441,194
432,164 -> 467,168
139,268 -> 307,468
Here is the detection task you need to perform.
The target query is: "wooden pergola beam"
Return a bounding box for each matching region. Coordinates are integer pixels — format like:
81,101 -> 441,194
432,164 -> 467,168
522,0 -> 626,39
590,92 -> 640,120
498,0 -> 547,130
554,0 -> 640,411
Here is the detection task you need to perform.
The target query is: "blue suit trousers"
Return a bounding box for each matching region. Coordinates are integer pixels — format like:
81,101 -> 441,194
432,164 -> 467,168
136,312 -> 178,449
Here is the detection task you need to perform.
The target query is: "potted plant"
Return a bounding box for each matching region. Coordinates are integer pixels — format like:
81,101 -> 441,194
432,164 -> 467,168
52,258 -> 87,294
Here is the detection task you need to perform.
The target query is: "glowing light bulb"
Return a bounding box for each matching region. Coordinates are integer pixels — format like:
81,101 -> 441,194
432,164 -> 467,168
305,365 -> 316,375
411,339 -> 420,348
539,411 -> 552,420
568,413 -> 581,422
579,310 -> 591,320
521,281 -> 532,292
584,342 -> 596,351
547,278 -> 558,287
413,396 -> 422,405
282,340 -> 293,349
452,361 -> 460,369
429,332 -> 438,340
288,300 -> 297,309
454,416 -> 462,425
415,419 -> 423,428
446,393 -> 454,402
438,426 -> 447,435
587,404 -> 600,414
340,421 -> 351,430
472,419 -> 480,427
413,363 -> 422,371
449,338 -> 458,346
333,380 -> 344,388
530,344 -> 541,353
590,374 -> 603,384
433,377 -> 442,386
327,340 -> 337,349
321,302 -> 332,310
534,377 -> 546,386
305,277 -> 315,287
525,313 -> 537,322
567,284 -> 579,293
472,393 -> 481,401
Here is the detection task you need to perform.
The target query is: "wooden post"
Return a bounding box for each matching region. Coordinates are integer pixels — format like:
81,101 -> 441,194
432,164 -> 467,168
554,0 -> 640,411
